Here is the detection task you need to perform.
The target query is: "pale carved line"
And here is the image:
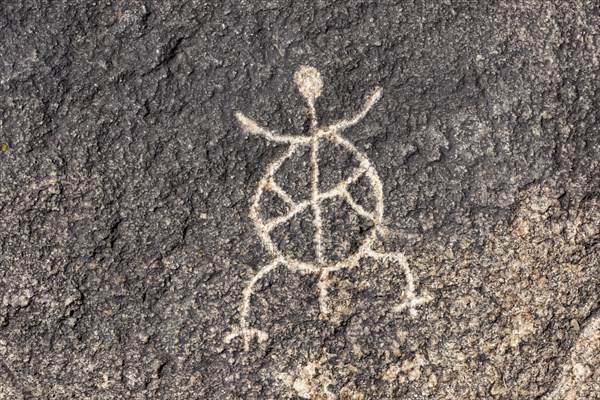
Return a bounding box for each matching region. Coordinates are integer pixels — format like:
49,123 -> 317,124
226,66 -> 430,349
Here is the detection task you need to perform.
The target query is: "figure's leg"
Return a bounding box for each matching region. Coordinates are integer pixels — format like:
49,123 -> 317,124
317,267 -> 334,317
317,257 -> 360,321
225,258 -> 283,351
225,258 -> 320,350
365,250 -> 432,316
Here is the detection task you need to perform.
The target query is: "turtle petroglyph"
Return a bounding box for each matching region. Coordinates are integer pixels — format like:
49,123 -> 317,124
226,66 -> 431,350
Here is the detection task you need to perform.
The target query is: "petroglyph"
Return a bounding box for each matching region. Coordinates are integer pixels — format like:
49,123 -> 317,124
226,66 -> 431,350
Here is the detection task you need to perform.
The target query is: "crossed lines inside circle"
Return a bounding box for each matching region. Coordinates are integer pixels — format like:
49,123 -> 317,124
251,131 -> 383,265
226,66 -> 431,350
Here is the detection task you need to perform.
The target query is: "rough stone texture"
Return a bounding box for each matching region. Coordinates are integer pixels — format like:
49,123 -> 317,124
546,311 -> 600,400
0,1 -> 598,399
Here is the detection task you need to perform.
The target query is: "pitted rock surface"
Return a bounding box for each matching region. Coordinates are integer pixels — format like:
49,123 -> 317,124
0,1 -> 598,399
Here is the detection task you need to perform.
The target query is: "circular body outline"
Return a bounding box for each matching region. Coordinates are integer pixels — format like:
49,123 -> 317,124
249,128 -> 385,267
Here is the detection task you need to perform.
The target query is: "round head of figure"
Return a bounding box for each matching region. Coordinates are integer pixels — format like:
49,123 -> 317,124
294,66 -> 323,103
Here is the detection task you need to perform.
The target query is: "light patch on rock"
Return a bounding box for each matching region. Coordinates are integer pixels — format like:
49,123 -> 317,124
278,357 -> 335,400
381,353 -> 427,384
545,313 -> 600,400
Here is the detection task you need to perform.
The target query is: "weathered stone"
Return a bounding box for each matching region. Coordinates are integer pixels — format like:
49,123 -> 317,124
0,1 -> 598,399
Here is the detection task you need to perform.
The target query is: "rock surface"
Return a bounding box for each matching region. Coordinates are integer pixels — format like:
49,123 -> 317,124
0,1 -> 598,399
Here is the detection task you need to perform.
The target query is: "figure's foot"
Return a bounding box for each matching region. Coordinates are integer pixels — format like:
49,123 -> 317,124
392,294 -> 433,316
224,327 -> 269,351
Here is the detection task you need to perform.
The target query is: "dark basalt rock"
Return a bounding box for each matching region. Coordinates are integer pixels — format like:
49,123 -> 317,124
0,1 -> 598,399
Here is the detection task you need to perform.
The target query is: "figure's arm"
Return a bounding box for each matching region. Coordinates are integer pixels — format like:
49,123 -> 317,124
235,112 -> 309,144
328,87 -> 383,133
